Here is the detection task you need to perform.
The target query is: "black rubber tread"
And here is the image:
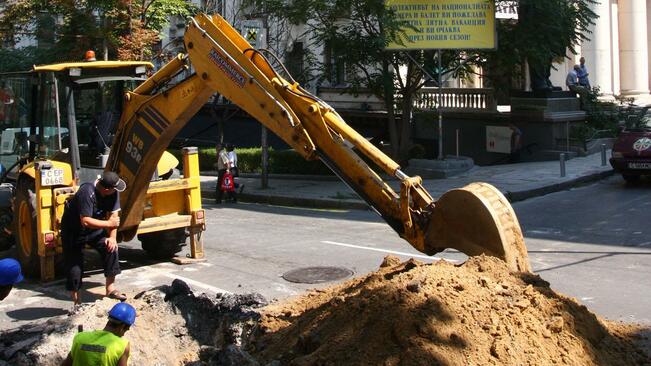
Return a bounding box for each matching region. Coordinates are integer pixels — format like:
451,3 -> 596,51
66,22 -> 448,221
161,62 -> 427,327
622,174 -> 640,183
138,228 -> 186,259
12,177 -> 40,277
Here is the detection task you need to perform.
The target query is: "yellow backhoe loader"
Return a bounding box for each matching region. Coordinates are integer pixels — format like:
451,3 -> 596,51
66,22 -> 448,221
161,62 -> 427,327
0,62 -> 205,280
1,13 -> 530,282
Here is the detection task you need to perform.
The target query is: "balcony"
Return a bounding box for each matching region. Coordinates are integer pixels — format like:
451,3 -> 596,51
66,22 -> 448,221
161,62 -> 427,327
414,87 -> 497,112
496,1 -> 518,20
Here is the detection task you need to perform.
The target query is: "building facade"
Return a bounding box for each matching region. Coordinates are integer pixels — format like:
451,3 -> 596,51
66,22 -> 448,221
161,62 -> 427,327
550,0 -> 651,102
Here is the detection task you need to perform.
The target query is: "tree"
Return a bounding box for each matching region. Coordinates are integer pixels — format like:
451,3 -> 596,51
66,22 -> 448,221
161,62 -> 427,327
235,0 -> 599,159
242,0 -> 424,160
479,0 -> 597,94
0,0 -> 196,65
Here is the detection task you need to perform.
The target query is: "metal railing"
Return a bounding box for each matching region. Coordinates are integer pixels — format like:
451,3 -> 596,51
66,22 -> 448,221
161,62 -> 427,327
414,87 -> 497,112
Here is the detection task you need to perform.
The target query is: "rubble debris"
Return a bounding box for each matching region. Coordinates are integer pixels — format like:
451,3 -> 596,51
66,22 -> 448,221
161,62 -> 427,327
0,280 -> 267,365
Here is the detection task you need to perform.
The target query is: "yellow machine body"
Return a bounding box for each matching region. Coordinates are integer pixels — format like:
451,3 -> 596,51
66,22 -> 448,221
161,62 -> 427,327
6,61 -> 205,281
105,14 -> 530,272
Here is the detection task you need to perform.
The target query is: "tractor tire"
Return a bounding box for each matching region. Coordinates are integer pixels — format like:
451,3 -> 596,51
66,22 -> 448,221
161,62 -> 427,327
622,174 -> 640,183
13,177 -> 40,277
138,228 -> 186,260
0,206 -> 15,252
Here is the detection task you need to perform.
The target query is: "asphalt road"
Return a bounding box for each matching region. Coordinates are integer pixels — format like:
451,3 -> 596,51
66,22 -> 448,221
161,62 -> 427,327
1,175 -> 650,330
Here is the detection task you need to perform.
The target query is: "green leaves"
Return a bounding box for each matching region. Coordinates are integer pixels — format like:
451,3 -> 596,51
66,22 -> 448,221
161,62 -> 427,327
0,0 -> 196,65
478,0 -> 598,93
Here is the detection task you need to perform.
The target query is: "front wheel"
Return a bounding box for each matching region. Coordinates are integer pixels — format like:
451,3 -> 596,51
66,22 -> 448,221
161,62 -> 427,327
13,177 -> 39,277
138,228 -> 186,259
0,206 -> 15,252
622,174 -> 641,183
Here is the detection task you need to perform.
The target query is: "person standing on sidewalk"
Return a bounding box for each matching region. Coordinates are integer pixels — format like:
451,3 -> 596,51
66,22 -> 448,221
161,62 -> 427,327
509,124 -> 523,163
0,258 -> 23,301
61,171 -> 127,305
578,57 -> 591,89
214,142 -> 230,204
226,143 -> 244,195
61,302 -> 135,366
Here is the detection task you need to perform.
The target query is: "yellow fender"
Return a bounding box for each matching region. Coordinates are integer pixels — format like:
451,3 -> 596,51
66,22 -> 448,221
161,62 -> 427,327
157,151 -> 179,177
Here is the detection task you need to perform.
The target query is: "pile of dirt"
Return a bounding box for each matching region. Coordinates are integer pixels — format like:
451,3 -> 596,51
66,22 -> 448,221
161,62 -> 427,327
251,255 -> 650,366
1,256 -> 649,365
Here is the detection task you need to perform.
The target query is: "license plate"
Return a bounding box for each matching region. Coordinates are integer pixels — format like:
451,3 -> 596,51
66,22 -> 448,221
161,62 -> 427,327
41,168 -> 65,186
627,162 -> 651,169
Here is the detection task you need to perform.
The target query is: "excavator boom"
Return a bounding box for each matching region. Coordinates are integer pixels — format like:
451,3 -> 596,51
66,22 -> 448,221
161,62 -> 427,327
108,14 -> 531,272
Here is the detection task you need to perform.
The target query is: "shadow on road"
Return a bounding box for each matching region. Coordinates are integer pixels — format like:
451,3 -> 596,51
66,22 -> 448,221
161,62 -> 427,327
527,250 -> 651,273
203,200 -> 379,224
516,176 -> 651,250
5,307 -> 68,321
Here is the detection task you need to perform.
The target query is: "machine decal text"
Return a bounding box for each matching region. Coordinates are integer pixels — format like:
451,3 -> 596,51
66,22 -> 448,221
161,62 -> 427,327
208,48 -> 246,87
123,121 -> 156,174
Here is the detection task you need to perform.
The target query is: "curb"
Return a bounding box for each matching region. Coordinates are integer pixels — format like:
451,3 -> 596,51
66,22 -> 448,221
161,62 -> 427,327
201,171 -> 340,181
505,169 -> 615,203
201,169 -> 615,210
202,190 -> 369,210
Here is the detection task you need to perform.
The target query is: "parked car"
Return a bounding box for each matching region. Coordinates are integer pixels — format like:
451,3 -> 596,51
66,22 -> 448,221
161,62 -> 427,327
610,107 -> 651,182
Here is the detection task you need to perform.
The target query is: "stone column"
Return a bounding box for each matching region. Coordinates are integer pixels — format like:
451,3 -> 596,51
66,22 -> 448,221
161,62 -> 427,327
648,0 -> 651,90
619,0 -> 650,96
582,0 -> 613,94
611,1 -> 620,94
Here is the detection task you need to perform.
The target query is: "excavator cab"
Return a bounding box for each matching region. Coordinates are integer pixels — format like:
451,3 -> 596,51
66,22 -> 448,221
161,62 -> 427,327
0,60 -> 206,280
0,62 -> 150,181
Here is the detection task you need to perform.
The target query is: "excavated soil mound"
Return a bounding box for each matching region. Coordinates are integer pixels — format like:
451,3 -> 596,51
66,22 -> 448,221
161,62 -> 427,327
252,255 -> 651,366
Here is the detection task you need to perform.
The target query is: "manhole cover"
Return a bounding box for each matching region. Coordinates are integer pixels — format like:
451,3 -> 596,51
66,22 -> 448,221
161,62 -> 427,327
282,266 -> 354,284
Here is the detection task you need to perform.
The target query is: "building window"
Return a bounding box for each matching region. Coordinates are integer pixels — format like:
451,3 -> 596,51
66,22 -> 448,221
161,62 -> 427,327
286,42 -> 305,84
324,42 -> 347,86
202,0 -> 224,15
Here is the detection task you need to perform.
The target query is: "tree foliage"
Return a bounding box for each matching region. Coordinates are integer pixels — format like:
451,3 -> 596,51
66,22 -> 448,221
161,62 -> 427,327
0,0 -> 196,65
243,0 -> 423,159
479,0 -> 597,93
242,0 -> 597,158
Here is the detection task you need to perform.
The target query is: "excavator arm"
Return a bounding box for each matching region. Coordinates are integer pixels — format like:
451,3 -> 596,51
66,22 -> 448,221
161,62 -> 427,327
107,14 -> 530,272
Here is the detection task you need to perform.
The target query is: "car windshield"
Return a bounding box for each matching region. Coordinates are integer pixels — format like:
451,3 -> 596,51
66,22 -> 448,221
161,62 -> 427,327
624,107 -> 651,131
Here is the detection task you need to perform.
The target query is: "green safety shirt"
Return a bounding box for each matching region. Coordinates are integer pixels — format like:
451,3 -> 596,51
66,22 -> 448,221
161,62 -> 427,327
70,330 -> 128,366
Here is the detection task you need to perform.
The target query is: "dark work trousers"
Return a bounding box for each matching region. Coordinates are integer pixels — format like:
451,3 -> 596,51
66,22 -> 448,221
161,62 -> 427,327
215,168 -> 227,203
62,229 -> 121,291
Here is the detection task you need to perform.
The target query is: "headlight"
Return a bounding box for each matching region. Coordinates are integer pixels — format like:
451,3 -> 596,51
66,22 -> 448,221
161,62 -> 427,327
612,151 -> 623,158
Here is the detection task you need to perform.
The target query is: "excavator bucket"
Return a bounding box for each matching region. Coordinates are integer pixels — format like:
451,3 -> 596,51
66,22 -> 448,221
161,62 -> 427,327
425,183 -> 532,273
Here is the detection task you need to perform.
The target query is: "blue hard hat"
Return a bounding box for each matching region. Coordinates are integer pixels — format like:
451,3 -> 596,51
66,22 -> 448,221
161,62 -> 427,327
0,258 -> 24,286
108,302 -> 136,326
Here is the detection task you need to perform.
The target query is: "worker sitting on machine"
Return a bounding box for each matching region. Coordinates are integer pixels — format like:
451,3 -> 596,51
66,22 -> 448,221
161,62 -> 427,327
62,302 -> 135,366
61,171 -> 127,305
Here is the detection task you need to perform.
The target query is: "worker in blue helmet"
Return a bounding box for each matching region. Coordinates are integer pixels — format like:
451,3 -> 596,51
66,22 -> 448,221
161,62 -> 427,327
62,302 -> 136,366
0,258 -> 24,300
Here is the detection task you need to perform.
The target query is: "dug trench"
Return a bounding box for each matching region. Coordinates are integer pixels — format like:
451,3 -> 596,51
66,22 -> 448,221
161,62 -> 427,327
1,255 -> 649,365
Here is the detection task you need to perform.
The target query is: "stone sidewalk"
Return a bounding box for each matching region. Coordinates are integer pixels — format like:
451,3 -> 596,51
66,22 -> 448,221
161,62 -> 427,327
200,151 -> 616,209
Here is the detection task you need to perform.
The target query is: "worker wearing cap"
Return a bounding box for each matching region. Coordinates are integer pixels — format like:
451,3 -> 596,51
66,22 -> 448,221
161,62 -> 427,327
0,258 -> 24,300
61,302 -> 135,366
61,171 -> 127,305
